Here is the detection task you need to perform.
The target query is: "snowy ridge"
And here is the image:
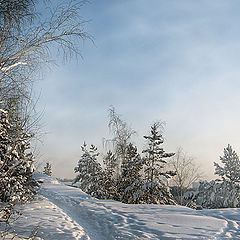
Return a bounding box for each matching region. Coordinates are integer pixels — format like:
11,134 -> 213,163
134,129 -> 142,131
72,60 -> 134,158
10,174 -> 240,239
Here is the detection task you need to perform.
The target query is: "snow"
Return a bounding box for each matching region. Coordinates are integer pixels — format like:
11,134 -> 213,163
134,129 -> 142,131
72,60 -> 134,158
6,174 -> 240,239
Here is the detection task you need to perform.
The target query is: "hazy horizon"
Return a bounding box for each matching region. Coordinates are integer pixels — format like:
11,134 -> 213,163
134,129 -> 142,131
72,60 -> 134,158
36,0 -> 240,180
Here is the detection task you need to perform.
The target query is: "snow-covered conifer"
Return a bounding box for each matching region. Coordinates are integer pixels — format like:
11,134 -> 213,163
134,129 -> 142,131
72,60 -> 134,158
74,143 -> 106,199
119,143 -> 144,203
197,145 -> 240,209
141,122 -> 176,204
0,109 -> 36,203
43,162 -> 52,176
214,144 -> 240,183
198,180 -> 240,209
103,150 -> 117,178
102,150 -> 118,200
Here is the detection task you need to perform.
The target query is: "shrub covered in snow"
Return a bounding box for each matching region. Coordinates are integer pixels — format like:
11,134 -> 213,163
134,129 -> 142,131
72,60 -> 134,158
183,190 -> 199,209
43,162 -> 52,176
198,180 -> 240,209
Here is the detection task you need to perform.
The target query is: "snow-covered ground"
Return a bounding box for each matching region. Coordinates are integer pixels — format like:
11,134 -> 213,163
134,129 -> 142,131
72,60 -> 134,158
7,174 -> 240,239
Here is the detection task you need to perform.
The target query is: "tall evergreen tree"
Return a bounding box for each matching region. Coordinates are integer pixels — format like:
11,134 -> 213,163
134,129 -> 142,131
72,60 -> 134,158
103,150 -> 117,178
0,109 -> 36,203
120,143 -> 144,203
102,150 -> 118,200
141,122 -> 176,204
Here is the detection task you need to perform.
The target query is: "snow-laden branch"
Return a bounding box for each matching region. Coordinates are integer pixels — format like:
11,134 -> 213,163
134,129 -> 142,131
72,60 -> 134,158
0,62 -> 27,72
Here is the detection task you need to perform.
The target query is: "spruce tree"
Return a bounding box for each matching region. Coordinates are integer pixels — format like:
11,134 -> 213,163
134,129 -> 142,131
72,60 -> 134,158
214,144 -> 240,183
120,143 -> 144,203
74,143 -> 106,199
197,145 -> 240,209
141,122 -> 176,204
102,150 -> 118,200
103,150 -> 117,178
0,109 -> 36,203
43,162 -> 52,176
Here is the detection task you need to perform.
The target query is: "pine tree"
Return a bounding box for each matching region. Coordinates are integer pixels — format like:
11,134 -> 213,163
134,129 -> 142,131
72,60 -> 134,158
141,122 -> 176,204
214,144 -> 240,183
43,162 -> 52,176
103,150 -> 117,178
197,145 -> 240,209
119,143 -> 144,203
102,150 -> 118,200
0,109 -> 36,203
74,143 -> 106,199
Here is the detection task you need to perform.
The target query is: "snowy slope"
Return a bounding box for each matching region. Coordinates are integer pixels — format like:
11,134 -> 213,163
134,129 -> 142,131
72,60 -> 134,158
9,174 -> 240,239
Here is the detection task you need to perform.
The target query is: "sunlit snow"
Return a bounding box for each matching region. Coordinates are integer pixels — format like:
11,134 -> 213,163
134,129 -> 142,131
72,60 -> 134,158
7,174 -> 240,239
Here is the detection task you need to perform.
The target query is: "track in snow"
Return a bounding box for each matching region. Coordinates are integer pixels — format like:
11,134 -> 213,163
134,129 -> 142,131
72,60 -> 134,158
34,174 -> 234,240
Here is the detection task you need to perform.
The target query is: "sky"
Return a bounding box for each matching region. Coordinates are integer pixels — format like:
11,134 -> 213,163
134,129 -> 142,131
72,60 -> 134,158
36,0 -> 240,180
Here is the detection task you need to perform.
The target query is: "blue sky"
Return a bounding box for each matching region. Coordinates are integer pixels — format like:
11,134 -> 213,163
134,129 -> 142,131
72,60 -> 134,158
37,0 -> 240,179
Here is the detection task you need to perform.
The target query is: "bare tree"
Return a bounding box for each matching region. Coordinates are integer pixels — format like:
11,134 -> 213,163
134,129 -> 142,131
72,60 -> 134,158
104,106 -> 136,177
0,2 -> 91,236
169,148 -> 203,205
0,0 -> 89,76
0,0 -> 90,136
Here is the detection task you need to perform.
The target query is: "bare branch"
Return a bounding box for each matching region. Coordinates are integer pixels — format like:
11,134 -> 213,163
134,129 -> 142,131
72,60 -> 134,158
169,147 -> 203,205
0,0 -> 91,140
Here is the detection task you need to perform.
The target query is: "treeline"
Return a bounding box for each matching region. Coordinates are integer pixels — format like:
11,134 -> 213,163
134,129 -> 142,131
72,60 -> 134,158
73,107 -> 177,204
72,108 -> 240,210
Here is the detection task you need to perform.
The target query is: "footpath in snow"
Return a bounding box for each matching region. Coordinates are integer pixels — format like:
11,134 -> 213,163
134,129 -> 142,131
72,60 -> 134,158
9,174 -> 240,239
